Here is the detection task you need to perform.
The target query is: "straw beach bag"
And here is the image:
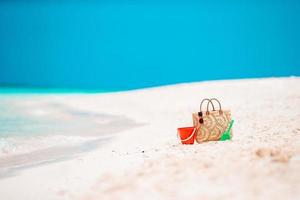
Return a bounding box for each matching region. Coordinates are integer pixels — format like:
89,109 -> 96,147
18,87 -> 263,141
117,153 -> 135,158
192,98 -> 232,143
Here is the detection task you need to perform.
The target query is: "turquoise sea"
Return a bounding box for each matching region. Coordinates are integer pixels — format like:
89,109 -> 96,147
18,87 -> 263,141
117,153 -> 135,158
0,0 -> 300,91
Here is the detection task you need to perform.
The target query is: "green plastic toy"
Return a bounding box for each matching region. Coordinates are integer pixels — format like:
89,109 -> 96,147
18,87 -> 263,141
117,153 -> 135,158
220,120 -> 234,141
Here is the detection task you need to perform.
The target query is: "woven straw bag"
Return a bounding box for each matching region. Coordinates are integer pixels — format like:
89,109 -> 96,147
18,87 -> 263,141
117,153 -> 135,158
192,98 -> 232,143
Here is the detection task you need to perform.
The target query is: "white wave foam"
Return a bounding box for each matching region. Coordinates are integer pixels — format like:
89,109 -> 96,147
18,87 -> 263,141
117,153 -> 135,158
0,135 -> 93,158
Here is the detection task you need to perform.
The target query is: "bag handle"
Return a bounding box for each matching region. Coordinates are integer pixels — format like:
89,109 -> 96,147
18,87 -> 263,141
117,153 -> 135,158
208,98 -> 223,114
199,98 -> 215,113
198,98 -> 215,123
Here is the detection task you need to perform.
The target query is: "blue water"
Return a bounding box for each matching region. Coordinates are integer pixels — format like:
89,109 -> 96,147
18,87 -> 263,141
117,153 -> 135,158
0,0 -> 300,91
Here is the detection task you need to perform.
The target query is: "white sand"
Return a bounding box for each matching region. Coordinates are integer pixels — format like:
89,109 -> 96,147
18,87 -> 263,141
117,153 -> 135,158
0,77 -> 300,200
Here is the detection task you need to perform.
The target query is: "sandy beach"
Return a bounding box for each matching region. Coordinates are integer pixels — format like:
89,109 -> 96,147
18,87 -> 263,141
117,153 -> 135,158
0,77 -> 300,200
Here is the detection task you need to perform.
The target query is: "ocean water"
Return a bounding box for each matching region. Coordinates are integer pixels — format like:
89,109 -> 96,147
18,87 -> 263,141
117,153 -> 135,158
0,1 -> 300,90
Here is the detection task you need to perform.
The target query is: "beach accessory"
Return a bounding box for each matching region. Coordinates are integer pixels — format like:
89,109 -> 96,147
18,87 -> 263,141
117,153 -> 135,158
193,98 -> 232,143
220,120 -> 234,141
177,127 -> 196,144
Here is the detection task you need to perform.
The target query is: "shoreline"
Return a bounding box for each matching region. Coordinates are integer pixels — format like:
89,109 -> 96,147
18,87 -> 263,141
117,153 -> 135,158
0,95 -> 141,157
0,76 -> 297,95
0,135 -> 113,178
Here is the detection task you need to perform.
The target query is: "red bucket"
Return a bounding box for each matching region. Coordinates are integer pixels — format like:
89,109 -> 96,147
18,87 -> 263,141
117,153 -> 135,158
177,127 -> 196,144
